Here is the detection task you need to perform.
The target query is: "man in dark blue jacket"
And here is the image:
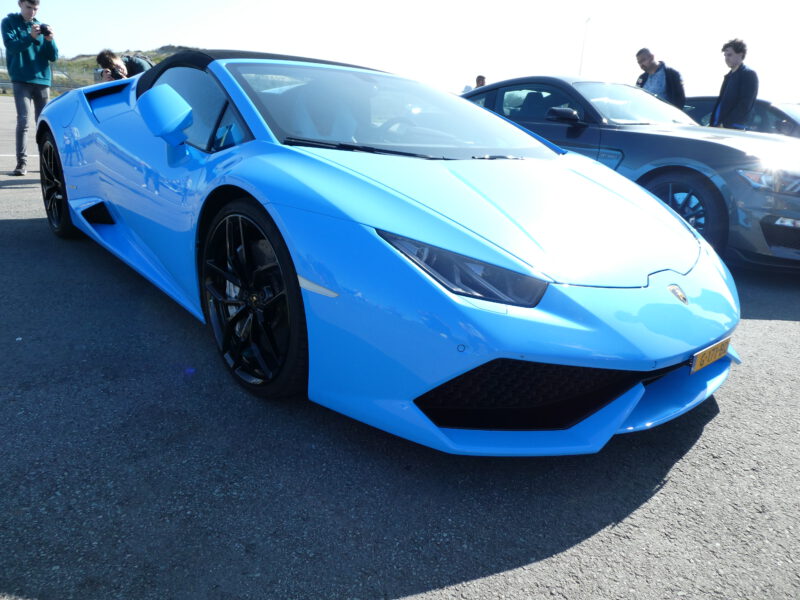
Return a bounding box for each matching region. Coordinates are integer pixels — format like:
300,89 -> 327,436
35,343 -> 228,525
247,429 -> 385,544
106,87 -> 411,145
710,39 -> 758,130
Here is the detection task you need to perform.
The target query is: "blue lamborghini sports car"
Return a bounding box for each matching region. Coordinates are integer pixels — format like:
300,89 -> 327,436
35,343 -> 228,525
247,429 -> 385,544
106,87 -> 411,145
37,50 -> 740,456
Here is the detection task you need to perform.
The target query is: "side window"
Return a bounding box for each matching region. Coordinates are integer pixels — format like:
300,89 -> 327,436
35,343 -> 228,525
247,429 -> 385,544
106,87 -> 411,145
773,110 -> 798,136
748,102 -> 767,132
211,103 -> 251,152
500,85 -> 584,121
760,106 -> 786,135
501,88 -> 529,117
153,66 -> 227,150
684,99 -> 713,125
467,92 -> 490,108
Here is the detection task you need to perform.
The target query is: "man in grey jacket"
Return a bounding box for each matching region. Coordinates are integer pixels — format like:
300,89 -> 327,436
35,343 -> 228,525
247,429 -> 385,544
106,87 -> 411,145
635,48 -> 686,108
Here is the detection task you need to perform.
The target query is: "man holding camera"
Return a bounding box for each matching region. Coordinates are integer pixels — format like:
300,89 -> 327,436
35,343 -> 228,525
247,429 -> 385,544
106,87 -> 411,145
2,0 -> 58,176
96,50 -> 152,82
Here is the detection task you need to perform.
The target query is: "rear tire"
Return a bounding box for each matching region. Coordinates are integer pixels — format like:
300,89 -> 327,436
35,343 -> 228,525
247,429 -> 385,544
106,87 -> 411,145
200,200 -> 308,399
39,130 -> 78,238
643,171 -> 727,250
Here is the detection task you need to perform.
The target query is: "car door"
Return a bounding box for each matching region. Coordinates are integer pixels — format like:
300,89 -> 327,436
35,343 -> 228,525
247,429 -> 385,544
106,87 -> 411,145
490,83 -> 602,161
98,65 -> 251,307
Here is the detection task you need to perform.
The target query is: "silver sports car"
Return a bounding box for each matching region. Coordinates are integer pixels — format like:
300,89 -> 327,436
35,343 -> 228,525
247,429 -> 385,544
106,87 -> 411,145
464,77 -> 800,268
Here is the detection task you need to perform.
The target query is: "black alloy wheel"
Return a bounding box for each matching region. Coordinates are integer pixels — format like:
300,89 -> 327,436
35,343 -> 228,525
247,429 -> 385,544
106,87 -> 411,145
644,171 -> 727,250
39,130 -> 78,238
201,200 -> 308,398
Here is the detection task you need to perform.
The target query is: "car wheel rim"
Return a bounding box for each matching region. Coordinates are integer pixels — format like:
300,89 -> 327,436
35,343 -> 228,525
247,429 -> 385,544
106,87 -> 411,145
650,181 -> 707,234
40,140 -> 65,229
203,214 -> 291,387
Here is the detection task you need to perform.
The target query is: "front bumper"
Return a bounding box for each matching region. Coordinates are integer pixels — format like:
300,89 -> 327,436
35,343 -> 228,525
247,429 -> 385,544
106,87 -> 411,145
440,350 -> 738,456
281,205 -> 740,456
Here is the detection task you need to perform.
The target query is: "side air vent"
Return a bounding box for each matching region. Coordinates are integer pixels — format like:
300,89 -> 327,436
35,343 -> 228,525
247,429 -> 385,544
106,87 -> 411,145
84,81 -> 129,103
81,202 -> 115,225
85,80 -> 132,121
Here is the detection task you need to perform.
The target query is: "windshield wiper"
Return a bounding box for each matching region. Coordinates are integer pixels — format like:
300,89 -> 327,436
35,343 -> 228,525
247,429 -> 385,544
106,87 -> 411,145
282,136 -> 446,159
471,154 -> 525,160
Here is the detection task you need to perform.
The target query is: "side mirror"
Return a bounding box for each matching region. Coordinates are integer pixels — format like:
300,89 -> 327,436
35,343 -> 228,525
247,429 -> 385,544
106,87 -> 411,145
546,107 -> 581,123
137,84 -> 193,146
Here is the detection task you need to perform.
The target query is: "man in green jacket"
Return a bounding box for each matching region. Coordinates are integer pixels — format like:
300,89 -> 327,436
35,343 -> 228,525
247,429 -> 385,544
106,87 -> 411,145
2,0 -> 58,175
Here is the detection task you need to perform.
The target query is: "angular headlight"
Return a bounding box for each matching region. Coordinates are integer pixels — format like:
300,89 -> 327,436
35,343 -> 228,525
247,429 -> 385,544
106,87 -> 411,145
738,169 -> 800,196
378,230 -> 548,307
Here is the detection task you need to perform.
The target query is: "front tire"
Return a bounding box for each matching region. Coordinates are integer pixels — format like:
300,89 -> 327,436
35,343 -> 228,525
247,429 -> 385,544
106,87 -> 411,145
39,130 -> 78,238
200,200 -> 308,399
643,171 -> 727,250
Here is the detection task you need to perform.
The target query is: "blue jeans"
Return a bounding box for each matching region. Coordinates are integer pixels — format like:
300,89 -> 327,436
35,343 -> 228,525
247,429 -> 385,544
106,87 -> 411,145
12,81 -> 49,165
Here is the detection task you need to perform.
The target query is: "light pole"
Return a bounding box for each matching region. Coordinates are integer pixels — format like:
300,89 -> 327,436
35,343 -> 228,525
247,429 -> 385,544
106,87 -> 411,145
578,17 -> 591,75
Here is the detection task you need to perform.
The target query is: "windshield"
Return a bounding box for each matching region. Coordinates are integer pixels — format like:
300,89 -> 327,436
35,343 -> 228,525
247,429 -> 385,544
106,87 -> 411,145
575,82 -> 697,126
227,62 -> 555,160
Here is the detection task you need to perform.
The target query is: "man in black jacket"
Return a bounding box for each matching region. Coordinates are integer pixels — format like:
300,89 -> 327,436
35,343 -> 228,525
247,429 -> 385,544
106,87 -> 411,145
96,49 -> 152,82
710,39 -> 758,130
635,48 -> 685,108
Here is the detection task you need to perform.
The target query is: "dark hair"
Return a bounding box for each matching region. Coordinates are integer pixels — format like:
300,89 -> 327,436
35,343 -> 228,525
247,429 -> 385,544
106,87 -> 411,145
96,49 -> 119,70
636,48 -> 652,57
722,39 -> 747,58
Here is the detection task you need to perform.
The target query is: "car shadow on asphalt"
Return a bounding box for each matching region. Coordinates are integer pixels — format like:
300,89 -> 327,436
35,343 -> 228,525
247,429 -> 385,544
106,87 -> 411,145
0,217 -> 748,599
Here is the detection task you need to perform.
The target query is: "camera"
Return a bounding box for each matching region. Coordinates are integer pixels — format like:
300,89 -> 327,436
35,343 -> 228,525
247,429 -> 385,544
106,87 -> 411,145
38,24 -> 51,36
109,67 -> 124,80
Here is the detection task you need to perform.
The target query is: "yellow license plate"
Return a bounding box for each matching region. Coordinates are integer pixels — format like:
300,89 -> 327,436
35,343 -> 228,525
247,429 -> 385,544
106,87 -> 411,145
691,337 -> 731,374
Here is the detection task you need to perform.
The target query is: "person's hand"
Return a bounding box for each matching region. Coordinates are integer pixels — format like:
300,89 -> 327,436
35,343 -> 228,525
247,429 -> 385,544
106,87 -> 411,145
100,69 -> 114,82
43,25 -> 54,40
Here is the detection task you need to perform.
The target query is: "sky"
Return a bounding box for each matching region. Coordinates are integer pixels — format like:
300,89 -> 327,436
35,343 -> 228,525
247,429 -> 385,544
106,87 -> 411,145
23,0 -> 800,102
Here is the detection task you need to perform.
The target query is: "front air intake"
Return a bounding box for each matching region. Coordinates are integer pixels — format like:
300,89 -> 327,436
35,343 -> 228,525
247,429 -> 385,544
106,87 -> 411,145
415,359 -> 683,430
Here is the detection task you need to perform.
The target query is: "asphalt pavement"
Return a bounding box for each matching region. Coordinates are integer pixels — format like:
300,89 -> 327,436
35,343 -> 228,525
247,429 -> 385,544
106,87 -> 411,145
1,95 -> 799,600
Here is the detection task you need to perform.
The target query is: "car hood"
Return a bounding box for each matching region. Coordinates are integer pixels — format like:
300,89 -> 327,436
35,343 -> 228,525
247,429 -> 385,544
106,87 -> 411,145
626,123 -> 800,169
302,149 -> 699,287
